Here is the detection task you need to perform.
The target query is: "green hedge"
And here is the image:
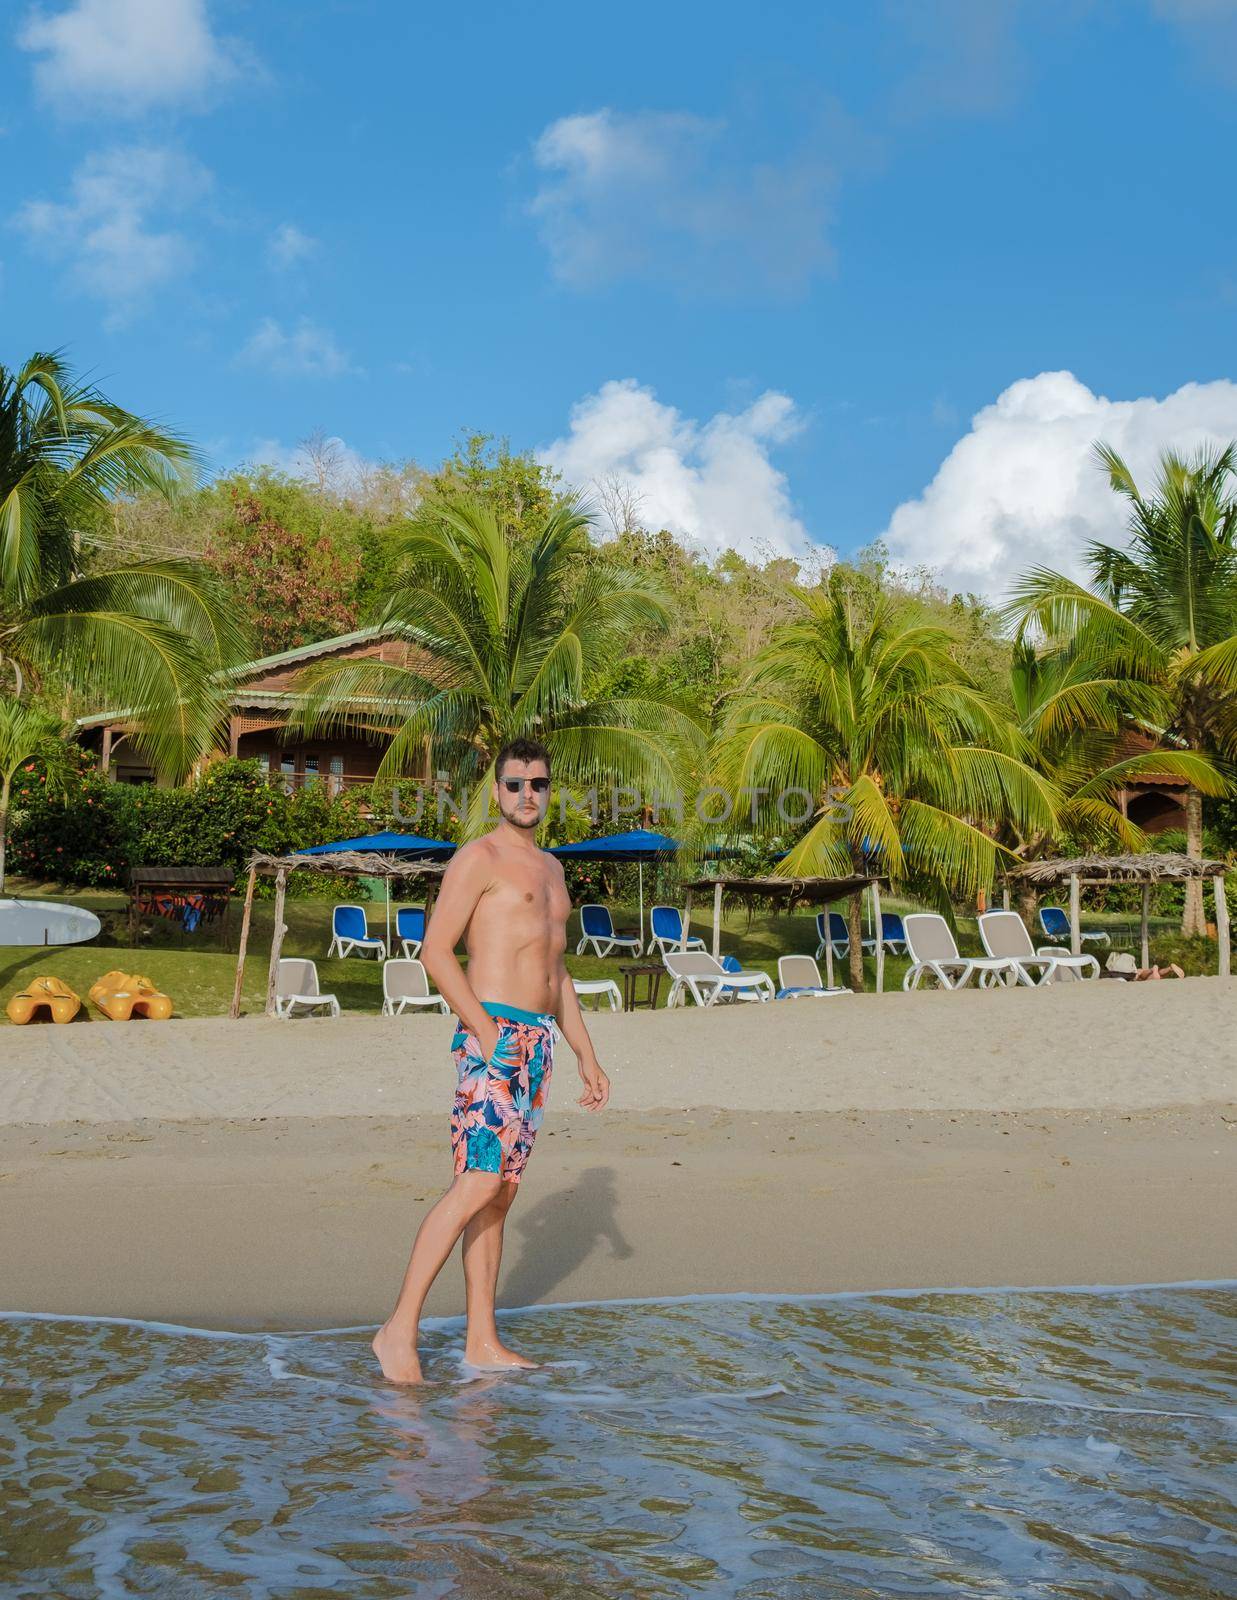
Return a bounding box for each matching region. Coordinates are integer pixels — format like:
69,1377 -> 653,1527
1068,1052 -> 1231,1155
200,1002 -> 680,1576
9,756 -> 377,895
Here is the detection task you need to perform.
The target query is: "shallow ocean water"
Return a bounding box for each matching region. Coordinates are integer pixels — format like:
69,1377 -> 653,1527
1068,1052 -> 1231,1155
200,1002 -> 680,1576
1,1286 -> 1235,1599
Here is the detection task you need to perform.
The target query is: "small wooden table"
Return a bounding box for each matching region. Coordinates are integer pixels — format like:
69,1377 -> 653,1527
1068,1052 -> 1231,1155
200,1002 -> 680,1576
618,962 -> 664,1010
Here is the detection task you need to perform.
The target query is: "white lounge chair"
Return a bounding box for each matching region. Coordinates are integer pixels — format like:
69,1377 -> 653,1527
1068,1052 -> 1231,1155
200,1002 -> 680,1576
382,958 -> 450,1016
328,904 -> 387,960
274,958 -> 340,1018
902,914 -> 1018,992
1039,905 -> 1111,948
663,951 -> 775,1007
572,977 -> 623,1011
776,954 -> 850,998
647,905 -> 707,956
978,912 -> 1101,986
576,904 -> 642,958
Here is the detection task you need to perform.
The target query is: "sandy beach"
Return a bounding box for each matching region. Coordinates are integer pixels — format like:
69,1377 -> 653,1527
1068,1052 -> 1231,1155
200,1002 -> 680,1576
3,980 -> 1235,1329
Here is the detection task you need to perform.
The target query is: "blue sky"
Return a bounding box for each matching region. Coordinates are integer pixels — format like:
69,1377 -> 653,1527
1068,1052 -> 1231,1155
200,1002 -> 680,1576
5,0 -> 1237,594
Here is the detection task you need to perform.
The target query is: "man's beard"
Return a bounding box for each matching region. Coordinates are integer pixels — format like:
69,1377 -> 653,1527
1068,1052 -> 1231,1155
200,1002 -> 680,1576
502,807 -> 541,832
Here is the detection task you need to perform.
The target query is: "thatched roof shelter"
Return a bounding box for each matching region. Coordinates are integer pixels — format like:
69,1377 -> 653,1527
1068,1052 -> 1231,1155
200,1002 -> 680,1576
231,852 -> 448,1019
1008,853 -> 1230,976
681,873 -> 890,991
245,850 -> 448,883
1011,853 -> 1227,885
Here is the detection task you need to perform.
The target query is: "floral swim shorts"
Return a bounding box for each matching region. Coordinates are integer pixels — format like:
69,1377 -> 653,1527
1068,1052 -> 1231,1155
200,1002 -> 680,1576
450,1000 -> 556,1184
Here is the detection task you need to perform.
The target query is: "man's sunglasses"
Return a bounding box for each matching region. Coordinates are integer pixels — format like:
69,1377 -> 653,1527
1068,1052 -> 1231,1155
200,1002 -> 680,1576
500,776 -> 550,793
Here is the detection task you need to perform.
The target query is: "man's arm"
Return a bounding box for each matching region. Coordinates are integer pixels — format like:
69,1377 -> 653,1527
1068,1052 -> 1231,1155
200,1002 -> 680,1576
420,844 -> 502,1061
555,956 -> 611,1112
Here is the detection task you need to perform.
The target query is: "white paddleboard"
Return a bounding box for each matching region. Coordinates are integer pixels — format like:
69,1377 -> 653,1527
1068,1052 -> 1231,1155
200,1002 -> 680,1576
0,898 -> 103,947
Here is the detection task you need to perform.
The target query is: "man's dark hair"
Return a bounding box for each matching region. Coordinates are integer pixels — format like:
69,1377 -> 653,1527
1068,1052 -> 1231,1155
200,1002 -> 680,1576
494,736 -> 551,780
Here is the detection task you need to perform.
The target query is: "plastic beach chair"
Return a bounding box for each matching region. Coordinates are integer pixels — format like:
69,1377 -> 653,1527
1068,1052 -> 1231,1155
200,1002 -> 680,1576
814,911 -> 877,960
901,914 -> 1018,992
275,959 -> 340,1018
979,912 -> 1100,986
381,958 -> 450,1016
879,913 -> 907,954
776,954 -> 850,998
647,906 -> 707,956
662,951 -> 775,1007
572,977 -> 624,1011
1039,905 -> 1111,948
328,904 -> 387,960
395,906 -> 426,959
575,905 -> 642,959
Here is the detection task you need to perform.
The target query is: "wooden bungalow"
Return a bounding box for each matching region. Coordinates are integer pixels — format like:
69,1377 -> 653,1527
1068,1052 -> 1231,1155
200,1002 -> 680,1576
76,626 -> 432,791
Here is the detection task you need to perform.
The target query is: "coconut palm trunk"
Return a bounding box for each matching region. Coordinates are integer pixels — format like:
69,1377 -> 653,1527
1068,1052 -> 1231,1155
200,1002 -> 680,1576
1183,786 -> 1207,936
846,889 -> 865,990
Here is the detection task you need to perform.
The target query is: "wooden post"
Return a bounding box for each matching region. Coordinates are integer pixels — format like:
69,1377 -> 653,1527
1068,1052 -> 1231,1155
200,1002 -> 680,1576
823,902 -> 835,990
871,878 -> 885,994
101,723 -> 113,775
1140,882 -> 1151,972
712,879 -> 722,960
682,887 -> 693,952
229,865 -> 259,1019
264,868 -> 288,1018
1002,883 -> 1011,912
1216,874 -> 1231,979
1068,874 -> 1081,957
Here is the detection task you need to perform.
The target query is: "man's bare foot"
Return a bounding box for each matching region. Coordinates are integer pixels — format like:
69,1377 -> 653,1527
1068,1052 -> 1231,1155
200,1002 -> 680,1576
462,1337 -> 539,1371
372,1322 -> 424,1384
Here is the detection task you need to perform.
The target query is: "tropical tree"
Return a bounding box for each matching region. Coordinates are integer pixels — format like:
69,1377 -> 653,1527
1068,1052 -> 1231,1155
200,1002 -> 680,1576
0,352 -> 247,777
710,576 -> 1058,987
290,494 -> 705,835
1003,642 -> 1224,924
0,698 -> 75,894
1009,443 -> 1237,934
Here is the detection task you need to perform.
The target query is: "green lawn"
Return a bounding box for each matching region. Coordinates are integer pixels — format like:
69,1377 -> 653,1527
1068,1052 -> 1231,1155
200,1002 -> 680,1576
0,879 -> 1213,1024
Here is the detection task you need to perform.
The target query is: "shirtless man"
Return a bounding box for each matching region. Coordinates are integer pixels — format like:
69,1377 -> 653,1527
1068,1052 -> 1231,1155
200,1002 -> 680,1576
371,736 -> 611,1383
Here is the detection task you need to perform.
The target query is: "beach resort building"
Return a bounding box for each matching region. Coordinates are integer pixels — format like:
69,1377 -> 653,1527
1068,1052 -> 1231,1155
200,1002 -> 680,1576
75,626 -> 432,790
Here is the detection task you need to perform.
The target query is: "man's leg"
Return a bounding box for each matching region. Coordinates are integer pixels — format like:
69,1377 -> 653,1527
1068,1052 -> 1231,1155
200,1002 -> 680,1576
372,1170 -> 503,1383
460,1180 -> 536,1369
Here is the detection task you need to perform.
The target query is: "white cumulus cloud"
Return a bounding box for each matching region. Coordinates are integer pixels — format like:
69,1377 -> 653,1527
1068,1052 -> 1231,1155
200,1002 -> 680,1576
882,370 -> 1237,598
13,144 -> 212,320
236,318 -> 355,378
529,109 -> 834,296
266,223 -> 317,269
17,0 -> 245,116
540,378 -> 821,562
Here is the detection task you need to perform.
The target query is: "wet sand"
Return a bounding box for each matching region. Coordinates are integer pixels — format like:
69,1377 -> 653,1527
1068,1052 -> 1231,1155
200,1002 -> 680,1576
4,1105 -> 1233,1330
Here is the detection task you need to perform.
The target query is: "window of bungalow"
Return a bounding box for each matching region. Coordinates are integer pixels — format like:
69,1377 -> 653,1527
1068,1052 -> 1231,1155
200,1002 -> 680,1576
304,755 -> 320,787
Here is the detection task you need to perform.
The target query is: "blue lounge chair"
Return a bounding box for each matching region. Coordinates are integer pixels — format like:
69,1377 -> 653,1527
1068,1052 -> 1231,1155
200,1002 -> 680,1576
647,905 -> 707,956
328,903 -> 387,960
879,913 -> 907,954
814,911 -> 877,960
1039,905 -> 1110,948
576,904 -> 642,959
396,906 -> 426,959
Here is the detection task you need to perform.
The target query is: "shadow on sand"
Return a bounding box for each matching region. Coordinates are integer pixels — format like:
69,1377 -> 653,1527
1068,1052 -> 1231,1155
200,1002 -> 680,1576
500,1166 -> 633,1309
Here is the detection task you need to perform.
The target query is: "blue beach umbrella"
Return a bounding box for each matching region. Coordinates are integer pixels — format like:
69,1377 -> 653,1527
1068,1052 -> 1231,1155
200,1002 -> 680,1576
297,833 -> 455,947
549,829 -> 738,948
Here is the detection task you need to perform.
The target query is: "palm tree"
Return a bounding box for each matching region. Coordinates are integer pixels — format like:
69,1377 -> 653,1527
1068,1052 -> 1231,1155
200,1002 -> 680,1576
710,576 -> 1058,988
291,494 -> 704,833
0,697 -> 74,894
0,351 -> 247,777
1009,443 -> 1237,934
1004,642 -> 1224,925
